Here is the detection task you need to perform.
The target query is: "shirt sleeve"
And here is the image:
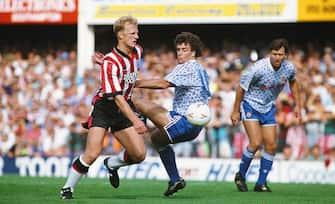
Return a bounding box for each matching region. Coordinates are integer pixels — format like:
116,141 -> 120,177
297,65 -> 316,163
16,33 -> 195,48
100,59 -> 122,98
240,64 -> 257,91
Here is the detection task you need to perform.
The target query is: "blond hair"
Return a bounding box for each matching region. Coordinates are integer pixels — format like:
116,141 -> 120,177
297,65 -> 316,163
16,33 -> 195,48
113,16 -> 138,36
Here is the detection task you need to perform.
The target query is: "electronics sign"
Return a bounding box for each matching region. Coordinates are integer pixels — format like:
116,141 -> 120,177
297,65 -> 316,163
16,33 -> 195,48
0,0 -> 78,24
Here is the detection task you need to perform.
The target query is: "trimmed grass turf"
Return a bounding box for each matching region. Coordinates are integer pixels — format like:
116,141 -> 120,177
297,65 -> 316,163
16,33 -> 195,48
0,175 -> 334,204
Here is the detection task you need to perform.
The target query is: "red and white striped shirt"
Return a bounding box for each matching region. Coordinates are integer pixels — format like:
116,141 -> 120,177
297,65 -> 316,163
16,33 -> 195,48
94,45 -> 142,102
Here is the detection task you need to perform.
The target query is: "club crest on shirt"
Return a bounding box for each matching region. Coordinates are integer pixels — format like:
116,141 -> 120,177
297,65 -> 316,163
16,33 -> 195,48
280,77 -> 287,84
247,112 -> 252,117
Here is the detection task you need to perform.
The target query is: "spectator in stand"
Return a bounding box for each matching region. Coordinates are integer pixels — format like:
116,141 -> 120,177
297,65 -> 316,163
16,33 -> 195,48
40,118 -> 68,157
68,122 -> 86,157
308,144 -> 323,161
214,76 -> 236,146
0,126 -> 15,157
282,144 -> 293,160
24,120 -> 41,156
321,78 -> 335,153
208,95 -> 232,158
285,106 -> 307,160
328,147 -> 335,163
275,95 -> 290,152
305,93 -> 326,158
1,37 -> 335,163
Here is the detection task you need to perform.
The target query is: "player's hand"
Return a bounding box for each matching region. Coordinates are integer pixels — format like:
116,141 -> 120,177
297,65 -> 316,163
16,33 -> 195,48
294,106 -> 302,125
92,52 -> 104,65
133,118 -> 147,134
231,111 -> 240,126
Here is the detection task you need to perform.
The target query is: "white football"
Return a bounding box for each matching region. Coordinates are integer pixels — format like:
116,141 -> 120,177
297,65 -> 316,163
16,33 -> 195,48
186,102 -> 211,126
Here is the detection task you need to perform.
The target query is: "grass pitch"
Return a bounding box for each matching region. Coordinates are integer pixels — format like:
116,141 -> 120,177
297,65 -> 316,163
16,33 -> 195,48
0,175 -> 334,204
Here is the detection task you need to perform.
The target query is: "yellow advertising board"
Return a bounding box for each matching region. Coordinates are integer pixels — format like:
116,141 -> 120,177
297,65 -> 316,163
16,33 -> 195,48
88,0 -> 296,24
298,0 -> 335,22
95,3 -> 286,19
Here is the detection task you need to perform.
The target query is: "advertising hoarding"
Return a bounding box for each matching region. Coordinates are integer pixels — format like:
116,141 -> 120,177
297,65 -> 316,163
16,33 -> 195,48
86,0 -> 297,24
298,0 -> 335,22
0,0 -> 78,24
1,156 -> 334,184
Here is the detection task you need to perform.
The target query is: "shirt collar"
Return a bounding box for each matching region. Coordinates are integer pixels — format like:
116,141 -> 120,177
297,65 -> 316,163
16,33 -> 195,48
114,47 -> 137,58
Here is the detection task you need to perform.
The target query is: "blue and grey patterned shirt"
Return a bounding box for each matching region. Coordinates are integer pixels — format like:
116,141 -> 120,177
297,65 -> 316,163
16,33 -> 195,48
165,59 -> 211,115
240,57 -> 296,113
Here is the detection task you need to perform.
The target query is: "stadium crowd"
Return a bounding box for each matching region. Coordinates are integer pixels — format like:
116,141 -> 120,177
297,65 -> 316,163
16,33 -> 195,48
0,40 -> 335,162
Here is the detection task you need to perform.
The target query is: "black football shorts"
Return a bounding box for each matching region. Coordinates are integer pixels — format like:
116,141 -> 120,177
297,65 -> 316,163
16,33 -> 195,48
89,99 -> 136,133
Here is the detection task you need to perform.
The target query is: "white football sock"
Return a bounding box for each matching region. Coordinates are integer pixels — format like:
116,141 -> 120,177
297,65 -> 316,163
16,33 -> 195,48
63,156 -> 90,190
107,150 -> 130,169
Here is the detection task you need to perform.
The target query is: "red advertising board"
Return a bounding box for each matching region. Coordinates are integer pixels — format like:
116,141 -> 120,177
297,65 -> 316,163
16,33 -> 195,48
0,0 -> 77,24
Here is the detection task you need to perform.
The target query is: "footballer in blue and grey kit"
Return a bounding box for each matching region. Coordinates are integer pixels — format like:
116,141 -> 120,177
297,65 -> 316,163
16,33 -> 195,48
164,59 -> 211,142
240,57 -> 296,126
231,38 -> 302,193
165,59 -> 210,116
134,32 -> 210,196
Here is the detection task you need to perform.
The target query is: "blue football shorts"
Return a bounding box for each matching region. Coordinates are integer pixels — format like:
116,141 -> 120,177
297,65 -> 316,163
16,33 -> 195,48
240,101 -> 276,126
164,111 -> 203,144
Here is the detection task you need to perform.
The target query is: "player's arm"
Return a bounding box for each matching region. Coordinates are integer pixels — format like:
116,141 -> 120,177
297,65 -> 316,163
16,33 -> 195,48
231,85 -> 244,126
114,95 -> 147,134
135,79 -> 175,89
92,52 -> 104,65
289,79 -> 302,124
231,65 -> 254,126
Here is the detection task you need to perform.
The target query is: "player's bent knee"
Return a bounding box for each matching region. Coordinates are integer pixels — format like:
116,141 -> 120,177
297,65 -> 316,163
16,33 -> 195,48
131,154 -> 146,163
130,150 -> 146,163
249,142 -> 261,151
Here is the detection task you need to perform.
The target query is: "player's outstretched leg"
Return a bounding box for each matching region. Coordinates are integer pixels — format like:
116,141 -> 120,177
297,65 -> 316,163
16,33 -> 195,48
156,145 -> 186,196
164,178 -> 186,196
234,172 -> 248,192
104,157 -> 120,188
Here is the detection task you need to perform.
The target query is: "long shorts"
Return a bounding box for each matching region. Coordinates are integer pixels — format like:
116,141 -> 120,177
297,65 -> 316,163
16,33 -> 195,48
164,111 -> 203,143
240,101 -> 276,126
88,99 -> 135,133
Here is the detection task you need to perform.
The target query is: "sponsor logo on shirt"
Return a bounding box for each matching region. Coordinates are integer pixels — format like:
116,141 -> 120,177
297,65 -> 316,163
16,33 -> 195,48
124,72 -> 137,83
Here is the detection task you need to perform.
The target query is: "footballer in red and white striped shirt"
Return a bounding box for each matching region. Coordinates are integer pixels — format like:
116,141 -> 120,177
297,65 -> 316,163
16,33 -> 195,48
97,45 -> 142,101
61,16 -> 147,200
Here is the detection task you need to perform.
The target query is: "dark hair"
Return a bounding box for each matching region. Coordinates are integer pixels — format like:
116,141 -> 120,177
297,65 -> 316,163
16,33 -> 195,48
284,144 -> 292,148
174,32 -> 203,57
269,38 -> 289,54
